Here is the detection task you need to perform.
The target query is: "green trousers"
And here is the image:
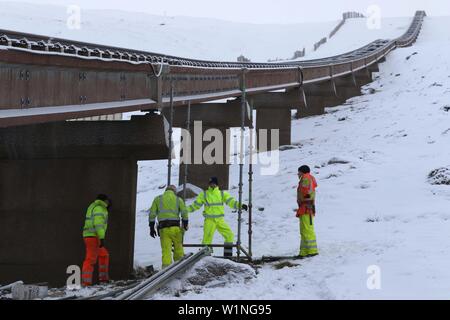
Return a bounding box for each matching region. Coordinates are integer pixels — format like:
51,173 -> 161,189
299,214 -> 319,257
160,226 -> 184,268
202,217 -> 234,245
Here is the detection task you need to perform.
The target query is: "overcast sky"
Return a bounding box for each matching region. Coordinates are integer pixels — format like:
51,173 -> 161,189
6,0 -> 450,24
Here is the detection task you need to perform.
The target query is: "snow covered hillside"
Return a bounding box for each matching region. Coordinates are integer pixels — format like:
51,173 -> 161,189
1,1 -> 408,62
0,1 -> 334,61
301,17 -> 413,60
135,16 -> 450,299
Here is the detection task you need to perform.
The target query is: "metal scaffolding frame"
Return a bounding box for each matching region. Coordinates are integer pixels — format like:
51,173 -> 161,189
167,70 -> 254,262
182,101 -> 191,201
248,96 -> 255,257
166,80 -> 175,187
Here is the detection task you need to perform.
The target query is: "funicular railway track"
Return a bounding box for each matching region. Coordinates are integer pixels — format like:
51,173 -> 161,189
69,247 -> 212,300
0,11 -> 425,127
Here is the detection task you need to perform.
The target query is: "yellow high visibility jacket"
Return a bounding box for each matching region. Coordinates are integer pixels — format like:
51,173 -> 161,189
149,190 -> 188,224
188,187 -> 241,218
82,200 -> 109,240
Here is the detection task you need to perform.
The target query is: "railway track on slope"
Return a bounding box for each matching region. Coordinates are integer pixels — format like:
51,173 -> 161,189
74,247 -> 211,301
0,11 -> 426,127
0,11 -> 425,69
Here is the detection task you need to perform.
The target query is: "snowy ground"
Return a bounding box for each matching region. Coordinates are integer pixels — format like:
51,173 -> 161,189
135,16 -> 450,299
299,17 -> 413,60
1,1 -> 409,62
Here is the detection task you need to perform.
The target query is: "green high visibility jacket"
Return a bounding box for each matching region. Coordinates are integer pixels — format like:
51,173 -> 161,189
82,200 -> 109,240
149,190 -> 188,224
188,187 -> 242,218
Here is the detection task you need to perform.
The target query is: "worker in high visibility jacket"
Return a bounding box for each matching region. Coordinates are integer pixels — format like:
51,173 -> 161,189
149,185 -> 189,268
82,194 -> 111,286
297,165 -> 319,258
187,177 -> 248,257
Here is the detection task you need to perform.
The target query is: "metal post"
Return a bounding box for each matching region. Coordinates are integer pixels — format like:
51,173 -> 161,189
237,69 -> 247,261
167,80 -> 175,187
183,244 -> 238,248
239,246 -> 252,260
248,99 -> 254,258
182,101 -> 191,201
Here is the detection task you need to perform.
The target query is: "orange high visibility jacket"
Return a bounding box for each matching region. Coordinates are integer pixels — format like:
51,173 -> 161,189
297,173 -> 318,216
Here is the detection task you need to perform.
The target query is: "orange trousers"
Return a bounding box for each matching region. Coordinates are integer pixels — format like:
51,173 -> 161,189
82,237 -> 109,286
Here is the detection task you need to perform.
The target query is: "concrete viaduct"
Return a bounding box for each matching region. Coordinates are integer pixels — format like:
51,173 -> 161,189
0,11 -> 426,285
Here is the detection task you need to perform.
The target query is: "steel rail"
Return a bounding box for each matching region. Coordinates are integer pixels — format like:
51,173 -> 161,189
72,281 -> 141,301
113,253 -> 194,300
70,248 -> 211,301
183,244 -> 239,248
115,247 -> 211,300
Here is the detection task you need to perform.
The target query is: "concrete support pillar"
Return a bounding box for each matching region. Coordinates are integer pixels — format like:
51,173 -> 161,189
0,158 -> 137,286
179,125 -> 231,191
296,96 -> 328,118
298,81 -> 344,118
0,114 -> 168,286
164,103 -> 250,191
256,108 -> 291,151
303,81 -> 337,97
353,68 -> 373,87
334,75 -> 362,100
367,62 -> 380,73
250,91 -> 299,150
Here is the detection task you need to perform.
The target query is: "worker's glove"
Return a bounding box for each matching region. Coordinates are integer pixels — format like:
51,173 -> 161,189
182,220 -> 189,231
150,222 -> 157,239
99,239 -> 105,248
242,204 -> 249,211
